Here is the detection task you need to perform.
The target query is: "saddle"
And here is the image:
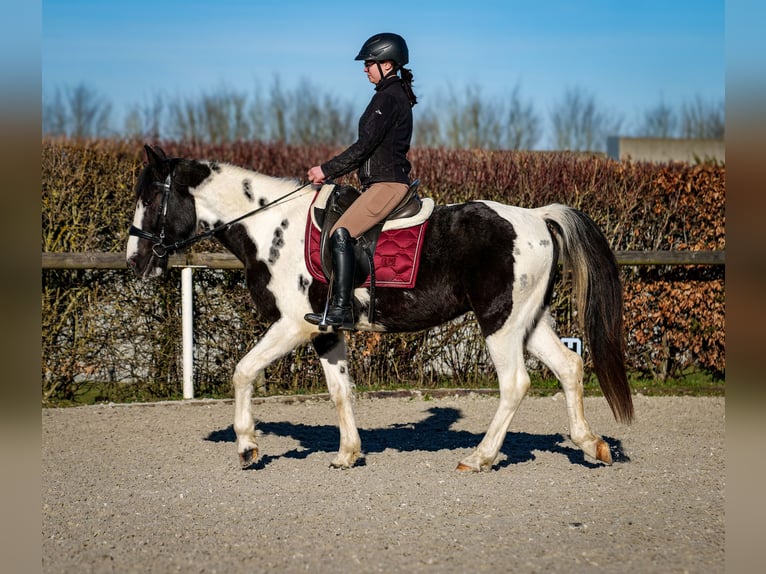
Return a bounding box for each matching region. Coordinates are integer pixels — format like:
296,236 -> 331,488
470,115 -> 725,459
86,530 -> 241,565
306,180 -> 433,322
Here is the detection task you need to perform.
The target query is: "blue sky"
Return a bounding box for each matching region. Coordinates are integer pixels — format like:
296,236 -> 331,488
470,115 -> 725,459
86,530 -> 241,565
42,0 -> 724,142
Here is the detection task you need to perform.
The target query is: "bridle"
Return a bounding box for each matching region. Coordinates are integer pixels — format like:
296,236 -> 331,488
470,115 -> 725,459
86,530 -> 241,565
129,175 -> 174,258
129,171 -> 316,258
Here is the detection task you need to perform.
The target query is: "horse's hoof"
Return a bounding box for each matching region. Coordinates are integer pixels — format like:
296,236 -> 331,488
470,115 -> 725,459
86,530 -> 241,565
596,440 -> 613,465
329,460 -> 350,469
239,448 -> 257,469
329,453 -> 363,469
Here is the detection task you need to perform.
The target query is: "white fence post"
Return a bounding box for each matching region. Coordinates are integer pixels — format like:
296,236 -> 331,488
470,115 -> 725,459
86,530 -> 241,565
181,266 -> 194,399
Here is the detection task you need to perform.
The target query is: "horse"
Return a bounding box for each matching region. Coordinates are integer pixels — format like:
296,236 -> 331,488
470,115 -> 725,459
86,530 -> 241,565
126,145 -> 634,471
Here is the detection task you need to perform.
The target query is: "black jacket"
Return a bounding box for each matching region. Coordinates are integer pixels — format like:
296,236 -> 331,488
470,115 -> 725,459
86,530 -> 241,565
321,75 -> 412,187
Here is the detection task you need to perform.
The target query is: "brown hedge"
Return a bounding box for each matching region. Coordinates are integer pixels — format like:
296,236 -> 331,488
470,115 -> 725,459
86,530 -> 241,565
42,138 -> 724,402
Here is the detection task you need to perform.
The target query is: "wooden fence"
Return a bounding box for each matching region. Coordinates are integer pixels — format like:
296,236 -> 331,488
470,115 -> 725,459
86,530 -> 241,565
43,250 -> 725,398
42,250 -> 725,270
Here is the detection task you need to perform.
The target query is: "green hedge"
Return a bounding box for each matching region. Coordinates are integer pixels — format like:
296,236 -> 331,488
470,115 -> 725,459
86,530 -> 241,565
42,139 -> 724,403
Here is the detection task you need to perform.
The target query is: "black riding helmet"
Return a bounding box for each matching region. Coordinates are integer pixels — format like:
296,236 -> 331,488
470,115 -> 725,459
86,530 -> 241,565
354,33 -> 409,68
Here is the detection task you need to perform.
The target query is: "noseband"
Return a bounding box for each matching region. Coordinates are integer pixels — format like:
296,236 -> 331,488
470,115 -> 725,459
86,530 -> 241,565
129,170 -> 316,258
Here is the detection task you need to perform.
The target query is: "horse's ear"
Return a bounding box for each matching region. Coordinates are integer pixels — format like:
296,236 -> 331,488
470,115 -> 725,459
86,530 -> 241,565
144,144 -> 167,165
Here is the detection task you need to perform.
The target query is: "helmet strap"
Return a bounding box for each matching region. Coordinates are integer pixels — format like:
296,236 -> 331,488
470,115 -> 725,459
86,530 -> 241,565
374,61 -> 399,82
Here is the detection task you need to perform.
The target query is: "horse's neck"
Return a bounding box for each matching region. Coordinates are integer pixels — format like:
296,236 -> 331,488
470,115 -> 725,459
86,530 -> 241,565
193,165 -> 306,226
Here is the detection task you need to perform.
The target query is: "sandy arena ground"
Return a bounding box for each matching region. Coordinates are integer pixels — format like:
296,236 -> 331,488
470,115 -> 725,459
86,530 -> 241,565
42,393 -> 724,573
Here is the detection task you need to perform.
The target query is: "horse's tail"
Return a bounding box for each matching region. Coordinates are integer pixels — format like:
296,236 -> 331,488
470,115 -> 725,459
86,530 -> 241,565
540,204 -> 634,424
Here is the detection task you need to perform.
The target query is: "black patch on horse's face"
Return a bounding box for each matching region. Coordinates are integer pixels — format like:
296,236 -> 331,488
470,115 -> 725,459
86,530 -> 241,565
243,179 -> 253,201
129,151 -> 212,276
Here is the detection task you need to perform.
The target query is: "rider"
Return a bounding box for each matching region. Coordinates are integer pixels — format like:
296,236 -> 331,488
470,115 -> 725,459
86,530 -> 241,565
304,32 -> 417,331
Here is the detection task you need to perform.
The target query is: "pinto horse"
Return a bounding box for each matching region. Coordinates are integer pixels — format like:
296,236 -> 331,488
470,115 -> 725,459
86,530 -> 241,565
126,145 -> 633,471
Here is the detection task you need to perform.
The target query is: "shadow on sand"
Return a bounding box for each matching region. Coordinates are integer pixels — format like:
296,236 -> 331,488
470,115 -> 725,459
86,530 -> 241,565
205,406 -> 629,470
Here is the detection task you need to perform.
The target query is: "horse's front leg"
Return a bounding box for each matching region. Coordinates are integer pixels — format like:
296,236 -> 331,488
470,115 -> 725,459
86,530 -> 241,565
233,320 -> 309,468
312,332 -> 362,468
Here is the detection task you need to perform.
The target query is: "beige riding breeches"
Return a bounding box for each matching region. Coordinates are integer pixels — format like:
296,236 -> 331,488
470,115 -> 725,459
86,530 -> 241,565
331,182 -> 410,239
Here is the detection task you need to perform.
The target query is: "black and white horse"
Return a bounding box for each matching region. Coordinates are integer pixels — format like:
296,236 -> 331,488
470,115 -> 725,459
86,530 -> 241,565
127,145 -> 633,471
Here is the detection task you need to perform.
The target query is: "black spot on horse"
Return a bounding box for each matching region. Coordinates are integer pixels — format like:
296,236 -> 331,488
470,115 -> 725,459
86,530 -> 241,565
311,332 -> 343,358
211,223 -> 280,324
243,180 -> 253,201
258,197 -> 268,207
268,227 -> 285,264
298,274 -> 310,293
281,219 -> 289,229
272,227 -> 284,248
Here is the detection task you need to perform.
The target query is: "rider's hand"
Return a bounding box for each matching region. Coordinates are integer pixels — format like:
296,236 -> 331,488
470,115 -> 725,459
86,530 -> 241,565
307,166 -> 326,185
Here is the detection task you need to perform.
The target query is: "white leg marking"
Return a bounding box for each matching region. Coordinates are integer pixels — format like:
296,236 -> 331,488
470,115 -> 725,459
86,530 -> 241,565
233,320 -> 310,466
459,328 -> 530,471
318,338 -> 362,468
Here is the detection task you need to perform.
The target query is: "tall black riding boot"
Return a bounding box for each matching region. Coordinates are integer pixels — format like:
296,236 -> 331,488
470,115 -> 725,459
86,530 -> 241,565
304,227 -> 356,331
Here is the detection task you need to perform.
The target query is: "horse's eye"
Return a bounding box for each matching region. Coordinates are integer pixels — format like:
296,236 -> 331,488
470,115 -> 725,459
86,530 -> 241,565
141,192 -> 157,208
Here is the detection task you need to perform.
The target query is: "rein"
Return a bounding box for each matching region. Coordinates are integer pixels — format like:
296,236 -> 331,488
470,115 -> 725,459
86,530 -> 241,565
129,173 -> 317,258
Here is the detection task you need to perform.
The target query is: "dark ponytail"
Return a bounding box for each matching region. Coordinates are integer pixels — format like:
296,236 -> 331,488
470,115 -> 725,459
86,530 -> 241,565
399,67 -> 417,107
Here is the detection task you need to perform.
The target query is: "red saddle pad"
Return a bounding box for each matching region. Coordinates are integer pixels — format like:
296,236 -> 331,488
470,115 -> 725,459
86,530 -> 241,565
304,210 -> 429,289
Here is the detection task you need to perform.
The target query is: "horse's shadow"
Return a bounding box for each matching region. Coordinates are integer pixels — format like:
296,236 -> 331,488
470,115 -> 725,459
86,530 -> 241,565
205,406 -> 629,470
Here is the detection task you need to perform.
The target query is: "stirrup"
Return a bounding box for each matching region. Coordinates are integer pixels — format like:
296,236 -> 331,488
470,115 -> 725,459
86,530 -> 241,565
317,307 -> 355,332
304,308 -> 355,331
304,274 -> 334,328
303,274 -> 356,332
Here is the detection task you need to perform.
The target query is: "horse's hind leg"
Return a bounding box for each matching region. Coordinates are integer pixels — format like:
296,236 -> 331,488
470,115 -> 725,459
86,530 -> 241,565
526,315 -> 612,464
313,332 -> 362,468
457,329 -> 530,472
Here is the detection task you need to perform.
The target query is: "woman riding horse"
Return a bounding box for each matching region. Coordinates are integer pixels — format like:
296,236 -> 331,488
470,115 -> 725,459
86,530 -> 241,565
304,32 -> 417,331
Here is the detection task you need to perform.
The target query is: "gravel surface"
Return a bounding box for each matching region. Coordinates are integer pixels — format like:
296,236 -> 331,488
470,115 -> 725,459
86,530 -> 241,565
42,393 -> 724,573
